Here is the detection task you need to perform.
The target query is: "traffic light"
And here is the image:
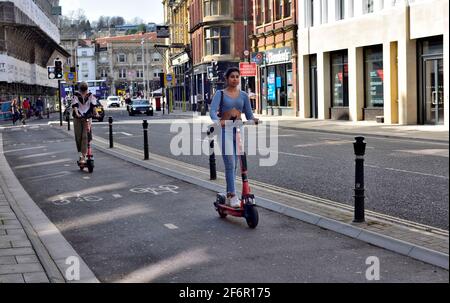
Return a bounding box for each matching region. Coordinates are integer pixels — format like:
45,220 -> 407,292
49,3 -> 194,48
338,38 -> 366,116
54,59 -> 63,79
159,73 -> 165,88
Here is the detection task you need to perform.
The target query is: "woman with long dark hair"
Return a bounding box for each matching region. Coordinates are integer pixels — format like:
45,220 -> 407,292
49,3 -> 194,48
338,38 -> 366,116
210,67 -> 259,207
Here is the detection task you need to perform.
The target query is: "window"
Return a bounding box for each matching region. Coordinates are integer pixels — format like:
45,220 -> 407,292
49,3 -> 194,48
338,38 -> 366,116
100,69 -> 108,77
119,69 -> 126,78
204,0 -> 229,17
265,0 -> 272,23
364,0 -> 374,13
331,51 -> 348,107
118,54 -> 126,63
137,69 -> 144,78
336,0 -> 345,20
258,0 -> 264,25
321,0 -> 328,23
276,0 -> 282,20
81,51 -> 88,56
137,53 -> 142,62
364,45 -> 384,108
205,27 -> 231,55
81,62 -> 88,68
284,0 -> 291,18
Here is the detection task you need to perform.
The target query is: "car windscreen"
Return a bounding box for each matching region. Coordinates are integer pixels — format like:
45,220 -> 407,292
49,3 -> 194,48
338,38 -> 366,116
109,97 -> 118,101
132,100 -> 149,105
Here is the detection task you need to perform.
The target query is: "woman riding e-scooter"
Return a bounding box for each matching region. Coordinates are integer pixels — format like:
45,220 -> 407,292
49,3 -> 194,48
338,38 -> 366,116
72,82 -> 99,165
210,67 -> 259,208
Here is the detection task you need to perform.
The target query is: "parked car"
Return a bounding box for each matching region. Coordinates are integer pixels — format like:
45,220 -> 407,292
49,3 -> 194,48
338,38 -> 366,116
127,99 -> 153,116
106,96 -> 121,107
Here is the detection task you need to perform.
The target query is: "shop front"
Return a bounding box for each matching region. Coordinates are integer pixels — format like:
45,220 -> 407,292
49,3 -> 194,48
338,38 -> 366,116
258,47 -> 295,116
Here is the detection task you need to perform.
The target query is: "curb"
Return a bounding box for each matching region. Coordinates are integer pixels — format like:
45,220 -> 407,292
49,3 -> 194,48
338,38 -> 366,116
0,132 -> 99,283
72,129 -> 448,270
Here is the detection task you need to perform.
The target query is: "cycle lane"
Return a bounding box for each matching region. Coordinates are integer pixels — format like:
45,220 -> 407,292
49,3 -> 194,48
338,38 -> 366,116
1,125 -> 448,283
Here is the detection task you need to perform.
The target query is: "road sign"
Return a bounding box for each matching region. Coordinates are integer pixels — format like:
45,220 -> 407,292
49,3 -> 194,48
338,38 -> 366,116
239,62 -> 257,77
166,74 -> 172,82
164,74 -> 175,86
64,71 -> 77,85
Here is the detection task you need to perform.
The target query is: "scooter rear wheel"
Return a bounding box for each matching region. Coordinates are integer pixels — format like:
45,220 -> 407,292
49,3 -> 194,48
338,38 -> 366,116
245,206 -> 259,228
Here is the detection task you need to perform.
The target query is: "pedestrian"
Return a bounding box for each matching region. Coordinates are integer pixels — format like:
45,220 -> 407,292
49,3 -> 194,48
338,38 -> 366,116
10,98 -> 19,125
71,82 -> 99,165
209,67 -> 259,207
36,97 -> 44,119
21,98 -> 30,125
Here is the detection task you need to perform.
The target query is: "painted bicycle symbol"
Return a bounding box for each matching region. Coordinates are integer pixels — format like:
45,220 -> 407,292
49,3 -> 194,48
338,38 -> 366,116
130,185 -> 179,195
52,194 -> 103,206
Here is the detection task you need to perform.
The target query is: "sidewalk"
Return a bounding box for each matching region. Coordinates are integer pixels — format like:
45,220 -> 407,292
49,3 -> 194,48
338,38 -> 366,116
0,131 -> 98,283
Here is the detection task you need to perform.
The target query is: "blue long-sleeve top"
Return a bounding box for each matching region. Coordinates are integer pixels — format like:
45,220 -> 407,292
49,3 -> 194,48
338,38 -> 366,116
209,90 -> 254,123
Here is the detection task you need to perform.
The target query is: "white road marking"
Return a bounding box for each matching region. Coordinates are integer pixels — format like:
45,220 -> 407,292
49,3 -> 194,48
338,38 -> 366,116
19,152 -> 58,159
83,176 -> 90,180
164,224 -> 179,230
121,132 -> 133,136
24,171 -> 72,182
365,164 -> 448,179
3,146 -> 46,153
113,194 -> 122,199
294,140 -> 353,148
394,149 -> 449,158
14,158 -> 71,169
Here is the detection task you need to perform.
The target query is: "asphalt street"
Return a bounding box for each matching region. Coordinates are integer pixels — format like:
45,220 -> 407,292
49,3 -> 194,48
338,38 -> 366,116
1,125 -> 448,282
92,109 -> 449,230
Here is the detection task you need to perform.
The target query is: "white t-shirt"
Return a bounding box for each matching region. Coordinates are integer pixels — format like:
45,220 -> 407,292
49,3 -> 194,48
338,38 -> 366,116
72,92 -> 98,115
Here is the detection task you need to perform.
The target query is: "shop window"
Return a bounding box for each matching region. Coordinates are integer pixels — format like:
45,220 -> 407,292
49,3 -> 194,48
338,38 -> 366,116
263,62 -> 292,108
364,45 -> 384,108
331,51 -> 348,107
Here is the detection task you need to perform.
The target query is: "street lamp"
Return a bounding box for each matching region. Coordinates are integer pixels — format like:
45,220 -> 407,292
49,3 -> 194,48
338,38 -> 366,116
141,38 -> 146,98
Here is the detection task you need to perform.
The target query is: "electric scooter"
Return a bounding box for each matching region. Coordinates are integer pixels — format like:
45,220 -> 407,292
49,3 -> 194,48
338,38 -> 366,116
76,112 -> 95,173
208,119 -> 261,228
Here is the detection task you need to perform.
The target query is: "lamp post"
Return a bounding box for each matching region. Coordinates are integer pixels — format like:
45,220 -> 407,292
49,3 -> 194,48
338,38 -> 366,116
141,38 -> 146,98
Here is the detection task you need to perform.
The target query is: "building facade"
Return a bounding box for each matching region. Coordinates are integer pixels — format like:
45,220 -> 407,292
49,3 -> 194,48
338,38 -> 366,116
77,44 -> 96,81
188,0 -> 254,109
95,32 -> 165,97
164,0 -> 191,111
298,0 -> 449,126
251,0 -> 298,116
0,0 -> 69,110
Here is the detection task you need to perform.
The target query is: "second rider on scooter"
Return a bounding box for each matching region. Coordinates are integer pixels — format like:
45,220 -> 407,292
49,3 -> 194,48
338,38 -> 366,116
210,67 -> 259,208
72,82 -> 99,165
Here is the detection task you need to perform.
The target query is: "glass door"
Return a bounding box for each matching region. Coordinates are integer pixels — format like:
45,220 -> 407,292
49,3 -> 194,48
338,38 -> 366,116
424,58 -> 444,124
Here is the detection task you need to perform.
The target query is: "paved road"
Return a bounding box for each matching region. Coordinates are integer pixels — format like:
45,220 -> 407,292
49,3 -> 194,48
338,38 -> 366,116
1,125 -> 448,282
92,109 -> 449,230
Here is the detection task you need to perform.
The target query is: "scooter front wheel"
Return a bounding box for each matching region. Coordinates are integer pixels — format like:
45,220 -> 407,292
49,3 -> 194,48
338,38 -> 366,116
245,205 -> 259,229
87,160 -> 94,173
217,207 -> 227,218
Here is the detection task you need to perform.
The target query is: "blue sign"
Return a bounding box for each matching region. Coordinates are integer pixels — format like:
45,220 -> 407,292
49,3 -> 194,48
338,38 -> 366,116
267,72 -> 276,101
68,73 -> 75,80
166,74 -> 173,82
276,77 -> 282,88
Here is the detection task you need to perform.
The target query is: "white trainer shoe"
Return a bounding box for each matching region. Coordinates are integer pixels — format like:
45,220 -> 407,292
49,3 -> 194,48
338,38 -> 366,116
229,195 -> 241,208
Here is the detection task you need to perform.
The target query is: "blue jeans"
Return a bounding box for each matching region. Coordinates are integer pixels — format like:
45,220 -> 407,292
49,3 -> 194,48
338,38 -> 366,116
221,126 -> 240,195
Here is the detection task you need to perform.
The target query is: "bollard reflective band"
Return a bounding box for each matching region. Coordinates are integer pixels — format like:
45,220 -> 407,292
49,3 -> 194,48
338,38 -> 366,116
355,155 -> 365,160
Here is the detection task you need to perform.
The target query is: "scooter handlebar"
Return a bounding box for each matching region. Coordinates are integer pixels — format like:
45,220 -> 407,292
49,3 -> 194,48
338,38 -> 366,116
207,120 -> 262,136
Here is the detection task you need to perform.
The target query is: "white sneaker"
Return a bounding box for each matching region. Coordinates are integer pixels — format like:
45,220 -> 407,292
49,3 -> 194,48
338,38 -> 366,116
229,195 -> 241,208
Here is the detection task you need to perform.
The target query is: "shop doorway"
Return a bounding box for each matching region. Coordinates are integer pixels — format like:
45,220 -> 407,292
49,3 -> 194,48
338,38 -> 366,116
309,55 -> 318,118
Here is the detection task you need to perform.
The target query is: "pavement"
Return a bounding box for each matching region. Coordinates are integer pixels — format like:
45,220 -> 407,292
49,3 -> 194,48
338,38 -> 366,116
0,111 -> 448,283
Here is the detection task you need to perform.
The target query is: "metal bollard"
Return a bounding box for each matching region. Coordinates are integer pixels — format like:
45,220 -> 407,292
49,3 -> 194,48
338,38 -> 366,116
108,117 -> 113,148
353,136 -> 366,223
67,112 -> 70,131
143,120 -> 149,160
47,108 -> 50,119
207,128 -> 217,180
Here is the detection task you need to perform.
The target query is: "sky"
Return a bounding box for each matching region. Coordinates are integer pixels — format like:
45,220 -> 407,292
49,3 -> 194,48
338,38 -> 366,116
59,0 -> 164,24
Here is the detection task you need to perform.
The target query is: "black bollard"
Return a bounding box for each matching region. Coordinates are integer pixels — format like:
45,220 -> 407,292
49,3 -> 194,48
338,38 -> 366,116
353,136 -> 366,223
207,128 -> 217,180
47,108 -> 50,119
108,117 -> 113,148
67,112 -> 70,131
143,120 -> 149,160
